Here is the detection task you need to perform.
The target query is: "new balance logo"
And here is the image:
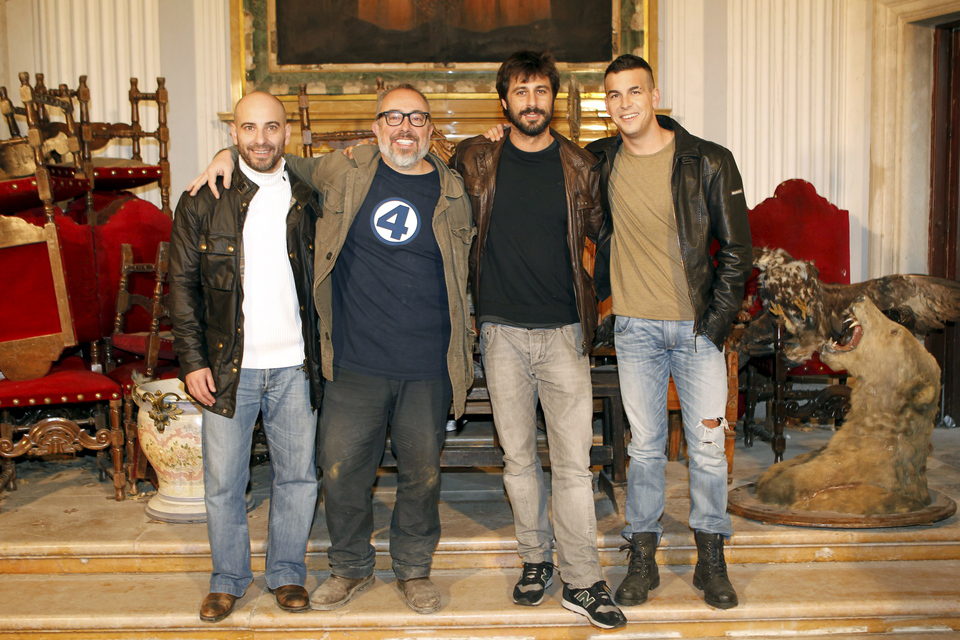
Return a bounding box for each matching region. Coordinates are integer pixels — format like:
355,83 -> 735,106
575,591 -> 596,608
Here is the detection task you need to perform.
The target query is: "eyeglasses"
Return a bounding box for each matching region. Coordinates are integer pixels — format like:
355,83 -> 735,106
376,110 -> 431,127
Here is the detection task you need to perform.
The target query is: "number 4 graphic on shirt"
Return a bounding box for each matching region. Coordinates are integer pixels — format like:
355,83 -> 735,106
377,204 -> 410,240
371,198 -> 421,245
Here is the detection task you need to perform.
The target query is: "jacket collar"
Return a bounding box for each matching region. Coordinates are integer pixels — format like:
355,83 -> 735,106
229,163 -> 316,208
351,144 -> 466,200
594,114 -> 699,165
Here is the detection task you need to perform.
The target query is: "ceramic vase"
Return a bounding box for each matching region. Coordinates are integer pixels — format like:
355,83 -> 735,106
132,378 -> 207,522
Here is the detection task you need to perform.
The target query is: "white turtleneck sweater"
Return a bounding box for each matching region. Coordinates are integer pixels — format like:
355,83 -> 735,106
238,157 -> 304,369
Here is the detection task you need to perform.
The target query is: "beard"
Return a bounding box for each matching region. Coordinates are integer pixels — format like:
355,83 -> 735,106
377,131 -> 429,170
238,143 -> 283,173
505,105 -> 553,137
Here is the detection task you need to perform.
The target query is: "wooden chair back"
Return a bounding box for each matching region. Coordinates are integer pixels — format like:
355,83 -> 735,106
76,76 -> 171,220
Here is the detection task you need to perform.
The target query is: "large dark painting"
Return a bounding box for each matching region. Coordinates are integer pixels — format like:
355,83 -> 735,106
276,0 -> 614,65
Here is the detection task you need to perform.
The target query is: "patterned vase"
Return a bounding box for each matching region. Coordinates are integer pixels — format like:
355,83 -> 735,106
132,378 -> 207,522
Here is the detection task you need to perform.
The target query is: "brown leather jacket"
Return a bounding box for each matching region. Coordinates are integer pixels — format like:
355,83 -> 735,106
449,130 -> 604,354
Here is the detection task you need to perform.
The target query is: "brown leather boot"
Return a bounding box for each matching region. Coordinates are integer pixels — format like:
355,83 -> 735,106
199,592 -> 238,622
270,584 -> 310,612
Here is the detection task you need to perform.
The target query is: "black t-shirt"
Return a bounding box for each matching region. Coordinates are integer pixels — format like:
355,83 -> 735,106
332,160 -> 449,379
478,137 -> 577,327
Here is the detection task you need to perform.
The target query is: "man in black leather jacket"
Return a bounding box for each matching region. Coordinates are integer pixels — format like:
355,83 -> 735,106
586,54 -> 751,611
169,92 -> 322,623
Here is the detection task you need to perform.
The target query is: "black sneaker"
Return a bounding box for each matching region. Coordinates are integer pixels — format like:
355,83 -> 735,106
512,562 -> 554,606
561,580 -> 627,629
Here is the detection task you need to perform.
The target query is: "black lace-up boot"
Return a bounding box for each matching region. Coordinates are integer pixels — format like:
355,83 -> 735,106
614,532 -> 660,605
692,531 -> 738,609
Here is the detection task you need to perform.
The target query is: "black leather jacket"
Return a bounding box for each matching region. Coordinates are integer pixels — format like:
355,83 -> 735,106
450,130 -> 604,354
586,115 -> 752,346
168,166 -> 323,418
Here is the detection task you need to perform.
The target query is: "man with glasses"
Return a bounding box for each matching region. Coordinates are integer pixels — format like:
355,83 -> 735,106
190,85 -> 475,615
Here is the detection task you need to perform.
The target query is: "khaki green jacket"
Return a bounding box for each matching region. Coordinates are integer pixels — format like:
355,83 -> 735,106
286,147 -> 476,416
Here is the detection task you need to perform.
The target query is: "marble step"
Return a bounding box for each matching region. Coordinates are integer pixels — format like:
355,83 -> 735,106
3,561 -> 959,640
3,452 -> 960,575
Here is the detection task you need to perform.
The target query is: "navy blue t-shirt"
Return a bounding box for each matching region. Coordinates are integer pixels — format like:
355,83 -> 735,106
332,160 -> 449,379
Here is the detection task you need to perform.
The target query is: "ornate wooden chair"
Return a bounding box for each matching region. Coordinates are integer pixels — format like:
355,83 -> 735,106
741,179 -> 851,462
76,76 -> 171,221
0,215 -> 125,500
0,85 -> 32,182
0,73 -> 89,218
105,241 -> 175,381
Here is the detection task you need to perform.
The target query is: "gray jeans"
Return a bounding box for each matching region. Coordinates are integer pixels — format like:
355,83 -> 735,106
480,322 -> 601,588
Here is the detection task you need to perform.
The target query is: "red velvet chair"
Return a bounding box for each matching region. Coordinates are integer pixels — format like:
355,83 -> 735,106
742,179 -> 851,461
0,215 -> 125,500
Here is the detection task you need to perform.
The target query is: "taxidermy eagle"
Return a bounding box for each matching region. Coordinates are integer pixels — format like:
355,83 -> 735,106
741,247 -> 960,364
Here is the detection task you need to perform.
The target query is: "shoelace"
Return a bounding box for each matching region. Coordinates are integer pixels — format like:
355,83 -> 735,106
699,541 -> 729,576
618,541 -> 648,574
593,584 -> 614,603
523,564 -> 548,582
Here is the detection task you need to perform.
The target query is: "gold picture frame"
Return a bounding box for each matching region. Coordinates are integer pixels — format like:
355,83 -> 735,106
230,0 -> 657,100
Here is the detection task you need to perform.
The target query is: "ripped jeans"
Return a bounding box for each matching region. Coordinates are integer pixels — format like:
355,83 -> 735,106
614,317 -> 733,538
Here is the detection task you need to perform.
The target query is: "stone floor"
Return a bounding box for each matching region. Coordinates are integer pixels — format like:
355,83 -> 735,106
1,422 -> 959,639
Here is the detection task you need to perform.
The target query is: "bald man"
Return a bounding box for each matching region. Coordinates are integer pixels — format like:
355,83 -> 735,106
169,91 -> 324,623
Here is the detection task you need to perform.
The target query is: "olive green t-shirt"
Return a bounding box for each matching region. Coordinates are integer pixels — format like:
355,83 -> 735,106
608,139 -> 694,320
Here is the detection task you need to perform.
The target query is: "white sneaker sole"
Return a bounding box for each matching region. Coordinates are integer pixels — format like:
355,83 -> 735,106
561,597 -> 625,629
512,575 -> 553,606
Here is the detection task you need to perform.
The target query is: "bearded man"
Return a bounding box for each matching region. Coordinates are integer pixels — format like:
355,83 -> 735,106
170,91 -> 323,622
190,85 -> 475,615
450,51 -> 625,630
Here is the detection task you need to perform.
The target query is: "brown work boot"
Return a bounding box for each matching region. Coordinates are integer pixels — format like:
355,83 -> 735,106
615,532 -> 660,605
397,577 -> 441,614
270,584 -> 309,612
199,592 -> 238,623
692,530 -> 738,609
309,574 -> 374,610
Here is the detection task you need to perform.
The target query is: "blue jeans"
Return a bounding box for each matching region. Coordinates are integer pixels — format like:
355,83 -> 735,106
201,365 -> 318,596
319,367 -> 451,581
614,317 -> 732,538
480,323 -> 600,588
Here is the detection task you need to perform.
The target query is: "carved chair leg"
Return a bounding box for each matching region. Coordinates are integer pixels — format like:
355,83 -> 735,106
0,459 -> 15,493
666,411 -> 683,461
122,395 -> 139,495
109,397 -> 125,501
724,425 -> 736,484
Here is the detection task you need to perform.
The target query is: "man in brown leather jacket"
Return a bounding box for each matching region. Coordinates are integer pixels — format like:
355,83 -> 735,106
586,54 -> 752,611
450,51 -> 625,630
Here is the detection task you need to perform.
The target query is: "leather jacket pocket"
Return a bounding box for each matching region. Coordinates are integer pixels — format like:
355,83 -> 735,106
199,234 -> 237,291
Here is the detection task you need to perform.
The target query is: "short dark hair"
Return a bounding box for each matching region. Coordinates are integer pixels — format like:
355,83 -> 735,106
496,50 -> 560,100
604,54 -> 655,87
